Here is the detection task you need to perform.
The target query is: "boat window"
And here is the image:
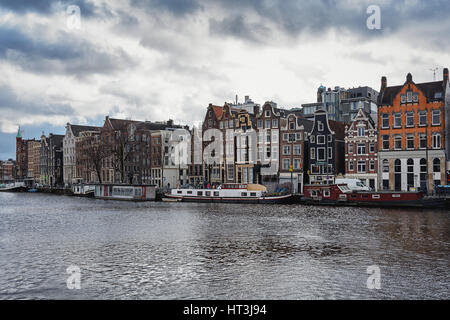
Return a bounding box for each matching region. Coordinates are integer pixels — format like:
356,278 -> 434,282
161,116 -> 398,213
351,194 -> 357,198
197,191 -> 203,196
241,192 -> 247,196
372,194 -> 380,199
323,189 -> 330,197
187,191 -> 192,194
392,194 -> 400,198
205,191 -> 211,196
362,194 -> 369,199
310,190 -> 317,196
250,192 -> 257,197
177,190 -> 182,194
214,191 -> 219,196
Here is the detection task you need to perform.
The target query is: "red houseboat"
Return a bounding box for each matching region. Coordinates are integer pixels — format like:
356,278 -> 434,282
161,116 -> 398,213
302,184 -> 445,208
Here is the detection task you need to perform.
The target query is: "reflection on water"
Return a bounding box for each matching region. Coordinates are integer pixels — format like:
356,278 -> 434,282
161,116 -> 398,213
0,192 -> 448,299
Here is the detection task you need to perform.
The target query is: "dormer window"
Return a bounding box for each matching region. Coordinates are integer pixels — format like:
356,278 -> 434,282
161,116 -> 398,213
401,95 -> 406,104
265,110 -> 271,117
289,122 -> 295,130
413,93 -> 419,102
357,127 -> 365,137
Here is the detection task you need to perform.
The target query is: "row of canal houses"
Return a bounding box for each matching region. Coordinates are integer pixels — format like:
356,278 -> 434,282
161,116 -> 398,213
15,69 -> 450,193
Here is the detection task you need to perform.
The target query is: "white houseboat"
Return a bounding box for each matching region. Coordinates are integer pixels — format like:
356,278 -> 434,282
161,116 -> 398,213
165,183 -> 294,204
95,184 -> 157,201
71,184 -> 95,197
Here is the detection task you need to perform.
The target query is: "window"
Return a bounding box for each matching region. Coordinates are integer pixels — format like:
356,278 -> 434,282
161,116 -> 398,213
432,109 -> 440,125
265,110 -> 271,117
357,127 -> 365,137
296,133 -> 302,141
265,120 -> 271,128
293,145 -> 301,155
328,147 -> 333,159
310,148 -> 315,159
406,135 -> 414,149
289,122 -> 295,130
283,158 -> 290,170
433,158 -> 441,172
229,120 -> 234,128
394,159 -> 401,173
272,119 -> 278,128
283,146 -> 291,155
241,192 -> 248,197
257,120 -> 262,128
369,143 -> 375,153
382,114 -> 389,128
317,148 -> 326,161
407,91 -> 412,102
370,160 -> 375,171
317,135 -> 325,144
349,143 -> 354,153
220,121 -> 224,129
394,113 -> 402,128
413,93 -> 419,102
406,112 -> 414,127
349,160 -> 354,171
328,135 -> 332,142
288,133 -> 296,142
283,133 -> 288,141
394,135 -> 402,150
401,95 -> 406,103
293,159 -> 301,169
311,165 -> 320,174
266,133 -> 271,143
357,161 -> 366,173
318,122 -> 324,131
432,134 -> 441,149
420,159 -> 427,173
383,159 -> 389,172
419,135 -> 427,149
357,144 -> 366,155
266,146 -> 271,158
310,135 -> 315,143
419,111 -> 427,126
250,192 -> 257,197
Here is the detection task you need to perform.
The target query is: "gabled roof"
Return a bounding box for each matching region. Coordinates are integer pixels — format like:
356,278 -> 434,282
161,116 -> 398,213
329,120 -> 345,139
297,118 -> 313,132
211,105 -> 223,119
71,125 -> 101,136
379,76 -> 444,105
107,118 -> 141,130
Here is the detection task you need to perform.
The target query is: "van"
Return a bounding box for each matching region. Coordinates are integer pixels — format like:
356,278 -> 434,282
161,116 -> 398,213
335,178 -> 371,191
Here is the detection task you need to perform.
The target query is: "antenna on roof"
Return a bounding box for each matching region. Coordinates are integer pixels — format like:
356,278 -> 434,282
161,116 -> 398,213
430,67 -> 439,81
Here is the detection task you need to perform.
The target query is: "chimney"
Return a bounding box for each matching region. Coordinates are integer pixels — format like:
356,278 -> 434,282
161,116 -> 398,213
444,68 -> 449,85
381,76 -> 387,91
253,105 -> 260,115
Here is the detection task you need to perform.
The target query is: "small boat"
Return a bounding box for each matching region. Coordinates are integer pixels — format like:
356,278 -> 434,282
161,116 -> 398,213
72,184 -> 95,198
94,184 -> 157,201
302,184 -> 447,208
0,182 -> 27,192
28,188 -> 38,193
165,183 -> 294,204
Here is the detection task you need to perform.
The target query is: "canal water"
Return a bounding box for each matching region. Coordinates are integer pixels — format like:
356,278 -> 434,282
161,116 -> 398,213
0,192 -> 448,300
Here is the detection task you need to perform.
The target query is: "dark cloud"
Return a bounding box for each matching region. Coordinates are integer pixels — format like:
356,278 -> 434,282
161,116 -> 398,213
0,0 -> 97,16
209,15 -> 271,43
130,0 -> 202,16
0,85 -> 76,116
0,25 -> 136,77
206,0 -> 450,45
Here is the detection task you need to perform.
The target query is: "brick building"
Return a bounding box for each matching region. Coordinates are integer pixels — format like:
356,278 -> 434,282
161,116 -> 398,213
378,71 -> 447,192
344,108 -> 378,190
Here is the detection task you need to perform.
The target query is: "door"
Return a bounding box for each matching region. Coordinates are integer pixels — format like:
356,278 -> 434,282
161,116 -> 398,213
394,174 -> 401,191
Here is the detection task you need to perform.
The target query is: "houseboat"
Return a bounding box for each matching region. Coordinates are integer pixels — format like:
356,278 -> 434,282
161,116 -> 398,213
165,183 -> 294,204
302,184 -> 446,208
72,184 -> 95,198
95,184 -> 157,201
0,181 -> 27,192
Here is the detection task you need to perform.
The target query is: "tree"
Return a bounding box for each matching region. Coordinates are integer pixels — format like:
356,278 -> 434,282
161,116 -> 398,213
83,134 -> 108,184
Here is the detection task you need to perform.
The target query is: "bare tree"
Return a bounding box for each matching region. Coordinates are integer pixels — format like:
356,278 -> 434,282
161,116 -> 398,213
109,130 -> 134,184
83,135 -> 108,184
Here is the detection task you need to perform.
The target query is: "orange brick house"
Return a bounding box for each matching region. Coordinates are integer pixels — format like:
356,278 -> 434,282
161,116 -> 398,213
378,70 -> 448,192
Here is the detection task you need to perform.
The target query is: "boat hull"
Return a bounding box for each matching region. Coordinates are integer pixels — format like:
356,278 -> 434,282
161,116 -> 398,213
164,194 -> 294,204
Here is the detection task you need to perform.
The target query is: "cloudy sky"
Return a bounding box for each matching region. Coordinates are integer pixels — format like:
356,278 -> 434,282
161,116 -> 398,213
0,0 -> 449,159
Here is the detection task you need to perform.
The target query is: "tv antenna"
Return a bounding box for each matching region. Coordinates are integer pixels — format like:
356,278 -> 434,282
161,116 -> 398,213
430,67 -> 439,81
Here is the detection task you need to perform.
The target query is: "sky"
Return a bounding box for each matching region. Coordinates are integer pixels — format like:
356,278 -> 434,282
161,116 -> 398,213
0,0 -> 449,159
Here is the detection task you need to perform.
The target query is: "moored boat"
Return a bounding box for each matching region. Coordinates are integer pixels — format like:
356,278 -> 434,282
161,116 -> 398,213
165,183 -> 294,204
94,184 -> 157,201
72,184 -> 95,198
0,182 -> 27,192
302,184 -> 447,208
